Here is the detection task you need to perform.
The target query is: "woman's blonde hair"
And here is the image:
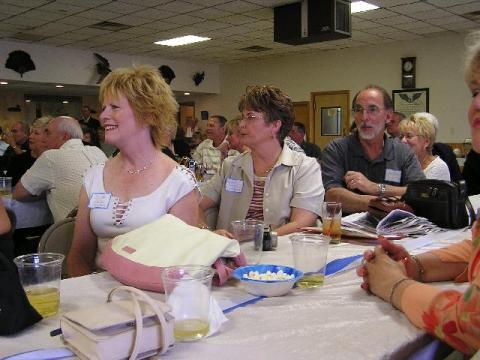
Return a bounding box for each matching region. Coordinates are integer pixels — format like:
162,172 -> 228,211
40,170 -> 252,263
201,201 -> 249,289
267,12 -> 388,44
31,115 -> 53,130
99,65 -> 179,148
465,31 -> 480,84
399,114 -> 436,153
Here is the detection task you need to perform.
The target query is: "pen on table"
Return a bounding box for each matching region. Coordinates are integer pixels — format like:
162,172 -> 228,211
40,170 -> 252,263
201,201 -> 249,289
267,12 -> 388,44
50,328 -> 62,337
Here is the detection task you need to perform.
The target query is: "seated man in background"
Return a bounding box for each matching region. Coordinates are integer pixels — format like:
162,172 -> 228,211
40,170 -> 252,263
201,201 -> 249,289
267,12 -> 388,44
13,116 -> 107,223
385,111 -> 406,138
192,115 -> 239,174
289,122 -> 322,161
321,85 -> 425,214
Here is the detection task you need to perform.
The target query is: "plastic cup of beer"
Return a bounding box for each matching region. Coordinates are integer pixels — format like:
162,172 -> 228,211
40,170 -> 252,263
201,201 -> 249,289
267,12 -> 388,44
0,177 -> 12,198
322,201 -> 342,244
162,265 -> 214,342
13,253 -> 64,317
290,234 -> 330,289
230,219 -> 263,264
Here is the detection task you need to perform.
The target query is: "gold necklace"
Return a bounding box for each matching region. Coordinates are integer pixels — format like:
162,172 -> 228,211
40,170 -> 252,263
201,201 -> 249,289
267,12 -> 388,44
126,160 -> 154,175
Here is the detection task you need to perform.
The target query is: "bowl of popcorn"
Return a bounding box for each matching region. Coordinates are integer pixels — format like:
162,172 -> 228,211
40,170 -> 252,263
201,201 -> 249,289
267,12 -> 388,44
233,264 -> 303,297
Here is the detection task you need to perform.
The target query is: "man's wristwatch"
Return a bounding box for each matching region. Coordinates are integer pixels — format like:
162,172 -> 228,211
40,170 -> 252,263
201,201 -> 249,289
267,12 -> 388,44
378,183 -> 386,196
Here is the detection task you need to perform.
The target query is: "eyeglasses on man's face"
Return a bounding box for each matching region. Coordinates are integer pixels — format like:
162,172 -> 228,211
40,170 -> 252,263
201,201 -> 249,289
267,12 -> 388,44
352,105 -> 384,116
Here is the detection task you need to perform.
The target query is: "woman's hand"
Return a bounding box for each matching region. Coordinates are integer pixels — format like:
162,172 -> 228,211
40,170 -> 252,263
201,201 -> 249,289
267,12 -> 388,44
344,171 -> 377,195
360,245 -> 408,302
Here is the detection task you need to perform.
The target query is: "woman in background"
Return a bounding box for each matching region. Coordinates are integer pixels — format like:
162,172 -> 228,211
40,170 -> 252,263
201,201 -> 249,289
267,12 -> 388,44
68,65 -> 199,277
399,113 -> 450,181
357,32 -> 480,355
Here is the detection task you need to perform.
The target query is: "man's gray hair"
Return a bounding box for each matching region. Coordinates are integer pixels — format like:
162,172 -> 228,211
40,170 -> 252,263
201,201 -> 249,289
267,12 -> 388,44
55,116 -> 83,139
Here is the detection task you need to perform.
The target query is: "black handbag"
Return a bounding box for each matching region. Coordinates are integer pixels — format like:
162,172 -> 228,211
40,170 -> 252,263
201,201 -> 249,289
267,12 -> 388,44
0,252 -> 42,335
403,179 -> 475,229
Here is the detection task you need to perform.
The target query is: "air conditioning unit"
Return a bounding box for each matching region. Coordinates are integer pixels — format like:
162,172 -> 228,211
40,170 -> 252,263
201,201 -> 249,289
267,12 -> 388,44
274,0 -> 351,45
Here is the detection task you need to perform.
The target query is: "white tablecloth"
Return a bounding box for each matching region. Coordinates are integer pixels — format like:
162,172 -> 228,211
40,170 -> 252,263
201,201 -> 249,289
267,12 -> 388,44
0,229 -> 471,359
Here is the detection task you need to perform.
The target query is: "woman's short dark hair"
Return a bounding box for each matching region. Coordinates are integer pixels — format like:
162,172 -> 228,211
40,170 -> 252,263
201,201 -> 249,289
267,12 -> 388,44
238,85 -> 294,143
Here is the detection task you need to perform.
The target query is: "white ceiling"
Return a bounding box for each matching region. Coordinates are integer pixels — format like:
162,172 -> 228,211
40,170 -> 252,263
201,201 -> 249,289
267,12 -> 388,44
0,0 -> 479,64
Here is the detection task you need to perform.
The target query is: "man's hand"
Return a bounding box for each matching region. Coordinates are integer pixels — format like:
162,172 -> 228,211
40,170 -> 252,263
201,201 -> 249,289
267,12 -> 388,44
344,171 -> 378,195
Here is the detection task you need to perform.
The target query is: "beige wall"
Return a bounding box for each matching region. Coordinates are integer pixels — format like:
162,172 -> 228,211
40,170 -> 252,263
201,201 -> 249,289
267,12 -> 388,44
191,33 -> 472,143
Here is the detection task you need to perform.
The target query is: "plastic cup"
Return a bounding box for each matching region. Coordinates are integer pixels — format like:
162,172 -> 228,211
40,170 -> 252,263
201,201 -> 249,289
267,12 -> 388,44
162,265 -> 214,342
322,202 -> 342,244
290,234 -> 330,289
0,177 -> 12,198
13,253 -> 65,317
230,219 -> 263,264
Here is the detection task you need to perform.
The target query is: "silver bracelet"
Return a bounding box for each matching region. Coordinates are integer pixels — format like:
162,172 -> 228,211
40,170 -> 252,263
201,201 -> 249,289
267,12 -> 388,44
388,278 -> 411,309
411,255 -> 425,282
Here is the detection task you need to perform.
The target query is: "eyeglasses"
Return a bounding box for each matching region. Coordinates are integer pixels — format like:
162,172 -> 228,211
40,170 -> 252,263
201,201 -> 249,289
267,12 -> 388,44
351,105 -> 384,116
399,133 -> 418,140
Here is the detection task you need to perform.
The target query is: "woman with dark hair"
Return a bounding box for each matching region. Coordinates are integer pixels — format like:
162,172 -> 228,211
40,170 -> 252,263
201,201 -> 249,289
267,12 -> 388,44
200,85 -> 324,236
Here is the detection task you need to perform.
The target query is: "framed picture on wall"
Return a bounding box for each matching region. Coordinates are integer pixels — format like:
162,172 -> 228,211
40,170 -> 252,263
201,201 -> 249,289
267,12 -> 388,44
321,106 -> 342,136
392,88 -> 429,117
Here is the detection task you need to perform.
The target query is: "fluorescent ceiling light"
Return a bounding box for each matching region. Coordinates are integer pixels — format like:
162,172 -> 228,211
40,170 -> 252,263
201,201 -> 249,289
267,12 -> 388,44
55,84 -> 64,88
62,100 -> 69,104
184,92 -> 190,95
155,35 -> 210,47
0,81 -> 8,85
25,99 -> 31,103
351,1 -> 379,13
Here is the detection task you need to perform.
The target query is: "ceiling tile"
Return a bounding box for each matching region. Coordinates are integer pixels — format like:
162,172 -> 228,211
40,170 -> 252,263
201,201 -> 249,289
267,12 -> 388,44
111,15 -> 152,26
242,8 -> 273,20
408,8 -> 452,20
182,0 -> 227,5
96,2 -> 146,15
156,1 -> 204,13
0,3 -> 30,15
391,2 -> 437,14
354,8 -> 398,20
57,0 -> 111,7
447,2 -> 480,15
132,8 -> 177,20
36,2 -> 85,15
426,0 -> 475,7
163,14 -> 205,25
428,14 -> 469,25
214,0 -> 263,14
194,7 -> 233,19
56,16 -> 99,27
3,16 -> 49,27
0,0 -> 49,7
369,0 -> 418,6
408,25 -> 445,34
76,9 -> 120,21
21,9 -> 67,21
194,20 -> 231,30
218,14 -> 256,25
375,15 -> 417,25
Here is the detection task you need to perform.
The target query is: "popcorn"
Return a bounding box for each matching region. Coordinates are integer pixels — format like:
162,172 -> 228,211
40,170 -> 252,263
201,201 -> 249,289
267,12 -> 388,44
242,269 -> 294,281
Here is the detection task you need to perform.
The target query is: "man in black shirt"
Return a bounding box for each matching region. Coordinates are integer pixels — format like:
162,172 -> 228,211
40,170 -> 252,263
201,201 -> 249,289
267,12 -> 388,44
79,105 -> 101,130
289,122 -> 322,161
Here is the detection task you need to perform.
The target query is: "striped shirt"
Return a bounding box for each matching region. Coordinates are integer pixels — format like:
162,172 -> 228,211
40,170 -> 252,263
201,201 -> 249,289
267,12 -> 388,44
246,175 -> 266,220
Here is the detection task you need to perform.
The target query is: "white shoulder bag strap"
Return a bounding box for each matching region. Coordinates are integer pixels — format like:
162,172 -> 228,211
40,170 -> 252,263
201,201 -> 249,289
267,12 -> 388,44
108,286 -> 170,359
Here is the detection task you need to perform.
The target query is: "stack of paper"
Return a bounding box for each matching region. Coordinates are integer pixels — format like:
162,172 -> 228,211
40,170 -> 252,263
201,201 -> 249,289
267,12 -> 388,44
341,210 -> 443,239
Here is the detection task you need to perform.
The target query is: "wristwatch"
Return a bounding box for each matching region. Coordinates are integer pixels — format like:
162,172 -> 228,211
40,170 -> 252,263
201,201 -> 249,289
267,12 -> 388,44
378,183 -> 386,196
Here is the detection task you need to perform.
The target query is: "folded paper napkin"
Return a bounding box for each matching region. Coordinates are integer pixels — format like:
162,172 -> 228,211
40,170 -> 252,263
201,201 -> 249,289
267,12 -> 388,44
100,214 -> 242,292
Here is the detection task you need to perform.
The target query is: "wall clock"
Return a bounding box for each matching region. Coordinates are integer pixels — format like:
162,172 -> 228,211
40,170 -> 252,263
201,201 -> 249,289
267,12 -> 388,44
402,57 -> 416,89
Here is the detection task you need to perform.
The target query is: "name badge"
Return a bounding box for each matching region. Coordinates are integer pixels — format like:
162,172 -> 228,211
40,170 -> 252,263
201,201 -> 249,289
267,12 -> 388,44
385,169 -> 402,184
88,192 -> 112,209
225,178 -> 243,193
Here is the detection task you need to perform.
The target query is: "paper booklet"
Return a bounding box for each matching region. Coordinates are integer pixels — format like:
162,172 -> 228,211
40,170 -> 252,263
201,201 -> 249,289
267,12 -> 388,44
341,210 -> 443,239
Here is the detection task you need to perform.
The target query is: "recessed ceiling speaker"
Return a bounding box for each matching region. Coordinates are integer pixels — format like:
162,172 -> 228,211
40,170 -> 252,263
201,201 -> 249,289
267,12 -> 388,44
274,0 -> 351,45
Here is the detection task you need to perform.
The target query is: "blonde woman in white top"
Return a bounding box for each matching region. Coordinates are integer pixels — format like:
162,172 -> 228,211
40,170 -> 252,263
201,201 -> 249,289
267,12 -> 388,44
399,114 -> 450,181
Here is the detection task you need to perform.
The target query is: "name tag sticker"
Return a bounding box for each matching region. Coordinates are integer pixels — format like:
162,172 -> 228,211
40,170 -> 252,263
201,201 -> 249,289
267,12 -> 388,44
225,178 -> 243,193
88,192 -> 112,209
385,169 -> 402,184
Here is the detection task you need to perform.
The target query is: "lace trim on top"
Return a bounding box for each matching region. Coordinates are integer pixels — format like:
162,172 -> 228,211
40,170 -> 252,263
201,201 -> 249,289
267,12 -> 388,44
110,165 -> 197,227
112,197 -> 132,226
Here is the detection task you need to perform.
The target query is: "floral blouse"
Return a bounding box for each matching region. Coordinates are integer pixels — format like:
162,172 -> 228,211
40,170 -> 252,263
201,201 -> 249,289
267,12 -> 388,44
401,221 -> 480,355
